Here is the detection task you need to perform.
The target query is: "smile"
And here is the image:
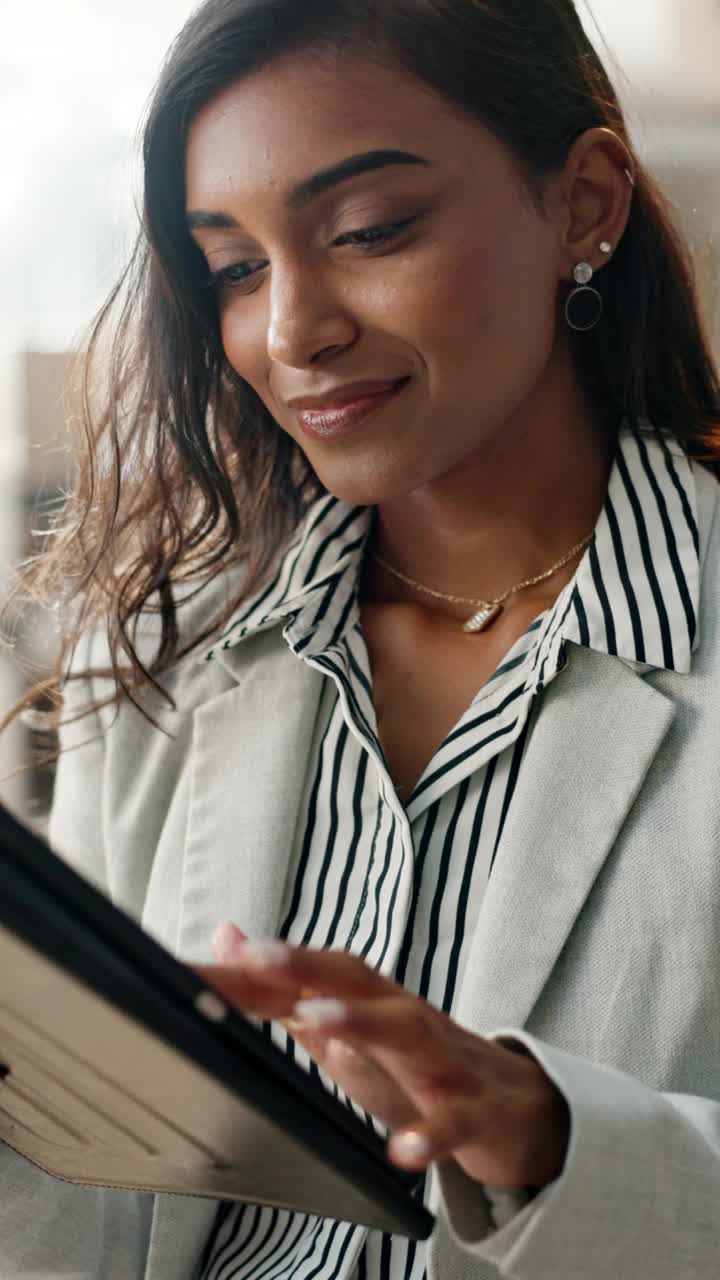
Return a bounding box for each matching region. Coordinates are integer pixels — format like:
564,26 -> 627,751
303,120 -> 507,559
292,377 -> 411,439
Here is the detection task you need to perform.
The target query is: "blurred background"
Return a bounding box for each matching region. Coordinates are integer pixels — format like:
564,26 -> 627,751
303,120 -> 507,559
0,0 -> 719,828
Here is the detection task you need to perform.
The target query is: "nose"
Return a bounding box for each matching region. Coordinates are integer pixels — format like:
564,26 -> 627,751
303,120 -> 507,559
266,259 -> 358,369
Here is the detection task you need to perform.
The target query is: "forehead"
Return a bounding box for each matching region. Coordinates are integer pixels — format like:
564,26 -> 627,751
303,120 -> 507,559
184,49 -> 499,209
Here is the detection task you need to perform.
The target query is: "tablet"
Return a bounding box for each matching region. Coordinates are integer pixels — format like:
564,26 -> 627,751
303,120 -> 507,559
0,802 -> 434,1240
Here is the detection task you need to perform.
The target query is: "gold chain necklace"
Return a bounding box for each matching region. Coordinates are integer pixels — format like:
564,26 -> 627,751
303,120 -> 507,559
374,531 -> 594,632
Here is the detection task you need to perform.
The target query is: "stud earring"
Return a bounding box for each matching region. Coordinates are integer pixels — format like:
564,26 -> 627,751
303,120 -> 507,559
565,261 -> 603,332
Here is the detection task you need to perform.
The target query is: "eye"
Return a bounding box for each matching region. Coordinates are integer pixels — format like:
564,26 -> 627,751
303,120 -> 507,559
204,260 -> 268,291
333,215 -> 418,248
201,214 -> 419,295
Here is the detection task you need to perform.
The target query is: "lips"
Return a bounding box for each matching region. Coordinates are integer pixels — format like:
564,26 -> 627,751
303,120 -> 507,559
286,378 -> 408,412
291,378 -> 410,438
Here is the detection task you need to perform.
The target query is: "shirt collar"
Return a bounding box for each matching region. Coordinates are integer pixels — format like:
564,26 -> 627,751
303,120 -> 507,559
202,494 -> 372,661
561,424 -> 699,673
203,424 -> 700,675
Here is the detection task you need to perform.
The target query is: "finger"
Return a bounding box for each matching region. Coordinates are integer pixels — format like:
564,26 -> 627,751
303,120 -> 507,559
289,993 -> 485,1136
228,939 -> 396,1001
212,921 -> 248,960
291,994 -> 469,1089
387,1101 -> 474,1171
308,1038 -> 418,1131
193,962 -> 310,1022
210,925 -> 318,1023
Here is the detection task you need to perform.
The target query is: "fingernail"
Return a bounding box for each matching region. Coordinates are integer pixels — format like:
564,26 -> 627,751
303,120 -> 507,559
390,1131 -> 433,1163
292,998 -> 348,1027
212,921 -> 246,962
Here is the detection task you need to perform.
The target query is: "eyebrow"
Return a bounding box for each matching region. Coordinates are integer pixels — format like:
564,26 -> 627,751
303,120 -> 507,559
185,148 -> 429,231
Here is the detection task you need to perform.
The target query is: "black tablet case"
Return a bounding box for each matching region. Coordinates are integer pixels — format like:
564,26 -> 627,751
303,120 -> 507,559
0,803 -> 434,1240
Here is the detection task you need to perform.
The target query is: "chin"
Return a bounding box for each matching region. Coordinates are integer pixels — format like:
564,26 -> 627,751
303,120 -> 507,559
308,433 -> 469,507
309,456 -> 426,508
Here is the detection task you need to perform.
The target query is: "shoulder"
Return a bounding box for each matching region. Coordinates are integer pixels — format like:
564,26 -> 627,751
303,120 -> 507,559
68,560 -> 250,719
52,563 -> 256,883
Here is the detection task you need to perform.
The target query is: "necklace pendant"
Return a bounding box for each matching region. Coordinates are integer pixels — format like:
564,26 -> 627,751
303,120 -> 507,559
462,603 -> 502,633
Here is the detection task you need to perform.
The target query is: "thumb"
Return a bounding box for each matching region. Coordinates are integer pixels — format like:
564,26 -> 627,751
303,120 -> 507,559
212,920 -> 248,961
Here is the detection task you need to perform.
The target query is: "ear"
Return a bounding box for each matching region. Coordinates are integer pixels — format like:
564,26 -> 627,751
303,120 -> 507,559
557,127 -> 635,280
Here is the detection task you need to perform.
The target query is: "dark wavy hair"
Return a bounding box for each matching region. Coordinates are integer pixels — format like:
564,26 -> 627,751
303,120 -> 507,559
3,0 -> 720,758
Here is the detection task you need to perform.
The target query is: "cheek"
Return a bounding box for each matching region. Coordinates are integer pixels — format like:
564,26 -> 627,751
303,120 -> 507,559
405,226 -> 558,382
407,245 -> 498,343
219,306 -> 268,394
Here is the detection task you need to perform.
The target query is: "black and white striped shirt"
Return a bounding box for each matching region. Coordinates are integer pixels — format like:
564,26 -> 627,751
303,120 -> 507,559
198,424 -> 699,1280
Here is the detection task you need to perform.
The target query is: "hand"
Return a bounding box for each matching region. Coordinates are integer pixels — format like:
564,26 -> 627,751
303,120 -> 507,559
195,924 -> 570,1190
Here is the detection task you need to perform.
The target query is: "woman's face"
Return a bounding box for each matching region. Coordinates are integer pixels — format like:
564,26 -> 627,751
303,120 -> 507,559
185,49 -> 566,504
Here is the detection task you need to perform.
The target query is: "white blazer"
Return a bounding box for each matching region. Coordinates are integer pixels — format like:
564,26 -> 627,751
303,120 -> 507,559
4,461 -> 720,1280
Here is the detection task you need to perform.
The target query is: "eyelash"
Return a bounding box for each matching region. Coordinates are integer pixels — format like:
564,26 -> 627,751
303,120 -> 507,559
334,215 -> 417,247
204,215 -> 418,291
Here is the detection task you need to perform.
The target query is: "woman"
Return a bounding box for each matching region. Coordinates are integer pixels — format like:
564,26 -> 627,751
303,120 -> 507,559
3,0 -> 720,1277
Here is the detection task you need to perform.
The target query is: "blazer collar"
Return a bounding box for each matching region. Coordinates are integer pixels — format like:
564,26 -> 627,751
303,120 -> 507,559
177,628 -> 325,965
452,642 -> 676,1033
180,636 -> 677,1001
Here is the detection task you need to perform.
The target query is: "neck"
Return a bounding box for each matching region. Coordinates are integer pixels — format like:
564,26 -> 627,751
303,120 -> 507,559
361,349 -> 615,623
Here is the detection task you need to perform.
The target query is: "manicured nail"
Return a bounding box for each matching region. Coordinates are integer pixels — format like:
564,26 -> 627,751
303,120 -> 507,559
292,998 -> 348,1027
235,940 -> 291,969
212,921 -> 245,962
390,1131 -> 433,1164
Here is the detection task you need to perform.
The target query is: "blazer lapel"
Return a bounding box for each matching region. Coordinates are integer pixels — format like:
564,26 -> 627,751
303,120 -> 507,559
454,644 -> 676,1035
176,628 -> 325,963
145,630 -> 324,1280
